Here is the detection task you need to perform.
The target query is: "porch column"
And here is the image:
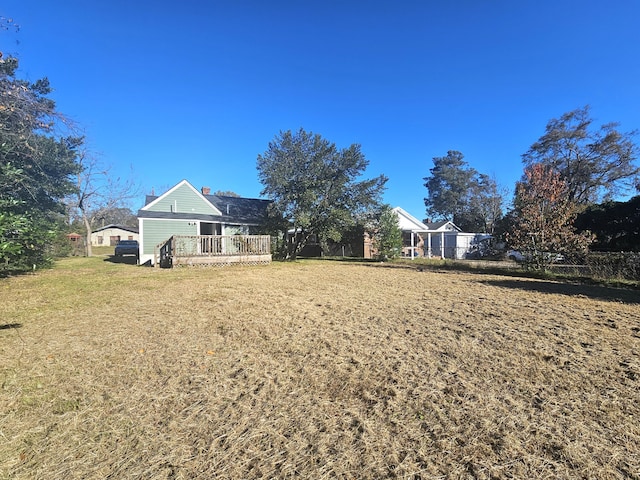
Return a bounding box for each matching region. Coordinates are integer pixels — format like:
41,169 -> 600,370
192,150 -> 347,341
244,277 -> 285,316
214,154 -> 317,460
196,222 -> 202,255
411,231 -> 415,259
427,233 -> 432,258
440,232 -> 445,259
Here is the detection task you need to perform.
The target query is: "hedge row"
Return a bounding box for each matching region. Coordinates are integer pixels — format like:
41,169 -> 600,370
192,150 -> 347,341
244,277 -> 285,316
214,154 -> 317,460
585,252 -> 640,281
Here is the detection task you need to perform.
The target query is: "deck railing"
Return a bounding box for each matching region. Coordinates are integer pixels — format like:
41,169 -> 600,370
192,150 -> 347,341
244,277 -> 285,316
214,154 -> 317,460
155,236 -> 174,267
154,235 -> 271,267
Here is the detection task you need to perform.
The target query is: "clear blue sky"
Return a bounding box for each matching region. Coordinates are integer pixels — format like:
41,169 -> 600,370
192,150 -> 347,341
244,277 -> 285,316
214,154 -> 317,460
2,1 -> 639,217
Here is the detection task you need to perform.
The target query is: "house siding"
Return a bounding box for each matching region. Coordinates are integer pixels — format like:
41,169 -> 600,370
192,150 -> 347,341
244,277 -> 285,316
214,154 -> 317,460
146,183 -> 220,215
141,218 -> 197,255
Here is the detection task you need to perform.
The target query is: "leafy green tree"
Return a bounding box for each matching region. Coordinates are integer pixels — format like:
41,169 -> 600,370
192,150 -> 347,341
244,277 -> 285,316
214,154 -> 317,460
257,128 -> 387,259
424,151 -> 474,221
574,196 -> 640,251
454,173 -> 505,234
0,54 -> 80,270
508,164 -> 592,270
372,205 -> 403,260
424,151 -> 504,232
522,106 -> 639,204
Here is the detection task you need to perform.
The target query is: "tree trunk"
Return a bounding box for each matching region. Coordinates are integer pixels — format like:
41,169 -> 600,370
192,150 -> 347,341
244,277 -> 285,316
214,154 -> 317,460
82,210 -> 93,257
287,231 -> 311,260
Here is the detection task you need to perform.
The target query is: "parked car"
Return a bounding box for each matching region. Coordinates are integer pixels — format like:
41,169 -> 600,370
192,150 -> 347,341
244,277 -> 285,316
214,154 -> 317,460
114,240 -> 139,257
506,249 -> 525,262
506,249 -> 564,263
465,249 -> 483,260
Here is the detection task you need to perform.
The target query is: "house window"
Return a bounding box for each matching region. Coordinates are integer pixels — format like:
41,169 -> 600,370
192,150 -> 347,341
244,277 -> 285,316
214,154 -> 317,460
98,236 -> 103,245
128,236 -> 133,240
401,231 -> 413,246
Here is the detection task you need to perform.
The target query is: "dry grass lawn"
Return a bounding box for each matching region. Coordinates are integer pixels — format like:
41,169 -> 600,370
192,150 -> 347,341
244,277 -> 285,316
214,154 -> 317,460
1,257 -> 639,479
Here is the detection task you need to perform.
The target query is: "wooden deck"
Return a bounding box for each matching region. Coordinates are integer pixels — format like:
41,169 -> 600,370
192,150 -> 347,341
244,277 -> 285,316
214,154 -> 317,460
155,235 -> 271,268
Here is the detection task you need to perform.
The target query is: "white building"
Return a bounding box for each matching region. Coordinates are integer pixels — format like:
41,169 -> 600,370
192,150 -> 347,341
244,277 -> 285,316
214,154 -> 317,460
392,207 -> 491,259
91,224 -> 139,246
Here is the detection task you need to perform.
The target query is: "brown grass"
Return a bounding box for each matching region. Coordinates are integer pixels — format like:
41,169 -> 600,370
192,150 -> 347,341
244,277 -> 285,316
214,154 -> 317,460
1,257 -> 639,479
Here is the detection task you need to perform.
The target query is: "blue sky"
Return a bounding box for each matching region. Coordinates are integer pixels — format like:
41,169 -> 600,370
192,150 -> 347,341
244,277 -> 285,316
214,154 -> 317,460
2,1 -> 639,217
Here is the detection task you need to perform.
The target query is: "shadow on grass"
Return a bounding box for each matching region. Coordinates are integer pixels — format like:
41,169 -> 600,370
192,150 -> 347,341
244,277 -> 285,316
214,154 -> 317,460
103,255 -> 139,265
479,278 -> 640,304
343,258 -> 639,303
0,270 -> 24,279
295,256 -> 380,263
0,323 -> 22,330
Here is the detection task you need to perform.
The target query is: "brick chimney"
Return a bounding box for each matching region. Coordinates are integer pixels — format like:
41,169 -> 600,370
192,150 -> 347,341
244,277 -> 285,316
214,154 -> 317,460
201,186 -> 211,195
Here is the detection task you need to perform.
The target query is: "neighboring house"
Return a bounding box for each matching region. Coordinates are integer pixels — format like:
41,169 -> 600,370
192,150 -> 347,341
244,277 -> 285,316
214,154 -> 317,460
91,224 -> 139,246
290,206 -> 489,260
137,180 -> 271,266
392,207 -> 491,260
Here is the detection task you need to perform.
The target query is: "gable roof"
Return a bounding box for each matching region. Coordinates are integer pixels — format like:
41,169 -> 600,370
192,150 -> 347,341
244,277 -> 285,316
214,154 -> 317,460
392,207 -> 461,233
139,180 -> 271,225
423,220 -> 461,232
392,207 -> 431,232
141,180 -> 222,215
92,224 -> 139,234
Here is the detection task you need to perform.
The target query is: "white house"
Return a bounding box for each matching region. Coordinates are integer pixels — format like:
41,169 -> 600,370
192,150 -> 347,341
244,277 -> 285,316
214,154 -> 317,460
392,207 -> 491,259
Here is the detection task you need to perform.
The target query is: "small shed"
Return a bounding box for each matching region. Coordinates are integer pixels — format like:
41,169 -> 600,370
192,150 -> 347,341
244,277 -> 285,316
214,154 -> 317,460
66,232 -> 82,243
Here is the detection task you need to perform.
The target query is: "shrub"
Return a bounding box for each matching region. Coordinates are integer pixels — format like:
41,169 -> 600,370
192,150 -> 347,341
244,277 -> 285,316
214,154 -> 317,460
586,252 -> 640,281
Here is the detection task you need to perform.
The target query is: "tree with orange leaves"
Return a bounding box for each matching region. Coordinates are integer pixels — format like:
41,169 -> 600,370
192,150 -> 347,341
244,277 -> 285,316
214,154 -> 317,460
508,163 -> 593,270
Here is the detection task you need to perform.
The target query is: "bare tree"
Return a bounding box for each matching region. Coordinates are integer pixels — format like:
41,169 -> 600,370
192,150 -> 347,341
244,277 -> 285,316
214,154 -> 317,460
68,148 -> 139,256
213,190 -> 240,197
